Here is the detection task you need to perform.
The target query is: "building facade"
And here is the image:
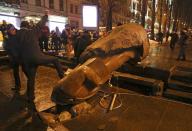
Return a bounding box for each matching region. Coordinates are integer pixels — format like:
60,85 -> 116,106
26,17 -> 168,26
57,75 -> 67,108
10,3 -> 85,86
20,0 -> 68,31
66,0 -> 84,29
0,1 -> 20,28
0,0 -> 84,30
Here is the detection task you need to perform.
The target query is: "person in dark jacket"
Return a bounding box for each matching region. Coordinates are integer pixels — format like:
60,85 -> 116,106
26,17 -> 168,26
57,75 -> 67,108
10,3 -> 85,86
3,24 -> 21,91
39,25 -> 50,51
51,31 -> 61,52
177,30 -> 188,60
75,30 -> 91,61
16,14 -> 64,111
158,32 -> 164,44
169,32 -> 178,50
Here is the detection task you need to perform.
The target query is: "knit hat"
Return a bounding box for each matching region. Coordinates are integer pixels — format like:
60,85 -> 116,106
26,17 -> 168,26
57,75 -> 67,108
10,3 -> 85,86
7,24 -> 15,30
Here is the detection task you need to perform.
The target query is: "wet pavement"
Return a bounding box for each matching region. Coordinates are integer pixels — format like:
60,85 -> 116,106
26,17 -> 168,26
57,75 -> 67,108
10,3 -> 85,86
64,91 -> 192,131
0,40 -> 192,131
143,40 -> 192,70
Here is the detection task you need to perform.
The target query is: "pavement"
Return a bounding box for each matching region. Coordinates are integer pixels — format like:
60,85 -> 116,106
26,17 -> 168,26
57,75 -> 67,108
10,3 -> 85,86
144,39 -> 192,70
0,39 -> 192,131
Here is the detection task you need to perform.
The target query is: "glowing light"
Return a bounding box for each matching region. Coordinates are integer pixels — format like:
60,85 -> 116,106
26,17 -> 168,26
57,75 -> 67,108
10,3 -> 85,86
48,15 -> 67,23
82,5 -> 98,29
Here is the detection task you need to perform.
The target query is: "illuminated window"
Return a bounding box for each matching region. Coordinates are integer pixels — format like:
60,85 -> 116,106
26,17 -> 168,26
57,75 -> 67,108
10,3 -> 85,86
60,0 -> 64,11
75,5 -> 78,14
35,0 -> 41,6
21,0 -> 28,3
49,0 -> 54,9
83,5 -> 98,28
70,4 -> 73,13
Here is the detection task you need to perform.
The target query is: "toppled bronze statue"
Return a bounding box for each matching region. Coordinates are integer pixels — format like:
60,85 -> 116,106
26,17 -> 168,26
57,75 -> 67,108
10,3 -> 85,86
51,23 -> 150,105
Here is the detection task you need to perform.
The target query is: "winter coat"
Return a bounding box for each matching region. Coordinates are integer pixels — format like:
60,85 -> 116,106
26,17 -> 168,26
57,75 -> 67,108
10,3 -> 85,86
16,15 -> 48,64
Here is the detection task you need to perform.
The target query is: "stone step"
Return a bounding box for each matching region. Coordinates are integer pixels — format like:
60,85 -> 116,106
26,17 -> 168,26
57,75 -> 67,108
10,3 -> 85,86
163,89 -> 192,104
175,66 -> 192,72
0,50 -> 7,56
119,63 -> 170,82
111,71 -> 164,96
170,70 -> 192,83
168,80 -> 192,93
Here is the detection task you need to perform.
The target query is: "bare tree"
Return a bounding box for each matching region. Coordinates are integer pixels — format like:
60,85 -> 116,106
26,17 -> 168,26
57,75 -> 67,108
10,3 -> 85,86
166,0 -> 173,42
95,0 -> 127,31
151,0 -> 156,39
158,0 -> 163,33
141,0 -> 148,27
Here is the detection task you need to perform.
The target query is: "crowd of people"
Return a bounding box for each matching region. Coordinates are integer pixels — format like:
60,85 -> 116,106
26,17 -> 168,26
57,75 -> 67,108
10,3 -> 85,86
0,14 -> 190,114
155,30 -> 189,61
38,24 -> 100,57
0,13 -> 103,114
0,13 -> 64,113
1,19 -> 101,58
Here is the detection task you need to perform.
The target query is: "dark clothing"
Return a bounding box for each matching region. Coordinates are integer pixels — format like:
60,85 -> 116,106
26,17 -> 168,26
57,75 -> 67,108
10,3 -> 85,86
170,33 -> 178,50
158,32 -> 164,44
61,30 -> 68,46
92,32 -> 99,42
75,33 -> 91,59
17,16 -> 48,63
16,15 -> 64,104
4,33 -> 21,90
51,33 -> 61,52
39,26 -> 50,51
10,59 -> 21,89
39,36 -> 49,51
177,32 -> 188,60
4,32 -> 20,59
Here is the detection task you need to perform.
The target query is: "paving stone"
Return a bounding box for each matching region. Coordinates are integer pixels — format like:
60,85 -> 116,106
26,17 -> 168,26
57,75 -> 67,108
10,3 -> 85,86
58,111 -> 71,122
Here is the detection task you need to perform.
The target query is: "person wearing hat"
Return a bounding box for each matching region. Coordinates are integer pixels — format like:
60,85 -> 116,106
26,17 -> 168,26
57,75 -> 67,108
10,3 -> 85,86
2,24 -> 21,91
